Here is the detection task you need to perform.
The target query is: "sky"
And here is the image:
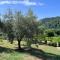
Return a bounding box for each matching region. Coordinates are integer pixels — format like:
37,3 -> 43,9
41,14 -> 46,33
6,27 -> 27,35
0,0 -> 60,19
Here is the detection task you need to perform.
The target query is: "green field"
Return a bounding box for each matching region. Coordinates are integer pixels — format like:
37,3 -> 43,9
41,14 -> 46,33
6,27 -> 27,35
0,40 -> 60,60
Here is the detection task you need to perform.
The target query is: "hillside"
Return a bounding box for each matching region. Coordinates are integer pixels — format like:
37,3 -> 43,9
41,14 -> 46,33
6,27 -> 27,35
41,16 -> 60,29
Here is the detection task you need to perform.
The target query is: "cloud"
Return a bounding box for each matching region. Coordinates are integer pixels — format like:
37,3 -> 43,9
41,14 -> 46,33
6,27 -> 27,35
23,0 -> 29,2
0,1 -> 44,6
39,2 -> 44,6
22,1 -> 37,6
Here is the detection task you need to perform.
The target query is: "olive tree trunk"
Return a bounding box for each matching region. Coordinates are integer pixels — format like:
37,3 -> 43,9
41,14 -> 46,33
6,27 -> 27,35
17,38 -> 23,50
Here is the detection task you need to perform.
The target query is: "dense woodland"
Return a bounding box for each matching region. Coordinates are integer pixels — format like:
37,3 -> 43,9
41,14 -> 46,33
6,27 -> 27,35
0,9 -> 60,50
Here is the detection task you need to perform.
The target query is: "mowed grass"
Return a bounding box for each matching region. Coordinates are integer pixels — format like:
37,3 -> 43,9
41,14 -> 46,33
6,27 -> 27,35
0,39 -> 60,60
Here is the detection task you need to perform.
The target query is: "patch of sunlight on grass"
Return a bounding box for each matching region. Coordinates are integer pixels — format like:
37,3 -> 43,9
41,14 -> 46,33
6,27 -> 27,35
0,40 -> 18,49
31,44 -> 60,55
38,45 -> 60,55
0,50 -> 27,60
0,52 -> 12,60
8,52 -> 26,60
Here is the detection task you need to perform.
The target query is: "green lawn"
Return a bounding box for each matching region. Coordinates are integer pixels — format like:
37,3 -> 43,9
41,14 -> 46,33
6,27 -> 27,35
0,40 -> 60,60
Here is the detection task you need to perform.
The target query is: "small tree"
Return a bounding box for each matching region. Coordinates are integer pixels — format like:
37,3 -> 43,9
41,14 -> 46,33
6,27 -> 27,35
46,29 -> 55,45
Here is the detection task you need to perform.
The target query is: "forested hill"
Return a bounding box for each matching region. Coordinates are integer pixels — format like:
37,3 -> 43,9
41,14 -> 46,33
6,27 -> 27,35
41,16 -> 60,29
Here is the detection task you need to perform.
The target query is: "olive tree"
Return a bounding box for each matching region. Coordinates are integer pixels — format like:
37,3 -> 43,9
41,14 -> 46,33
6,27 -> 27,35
14,9 -> 39,49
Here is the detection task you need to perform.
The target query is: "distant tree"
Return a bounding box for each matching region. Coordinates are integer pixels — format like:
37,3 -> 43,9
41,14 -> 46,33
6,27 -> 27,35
47,31 -> 54,37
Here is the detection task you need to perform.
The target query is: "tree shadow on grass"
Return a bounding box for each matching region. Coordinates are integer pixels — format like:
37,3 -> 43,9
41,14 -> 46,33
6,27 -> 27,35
0,46 -> 60,60
0,46 -> 14,53
19,48 -> 60,60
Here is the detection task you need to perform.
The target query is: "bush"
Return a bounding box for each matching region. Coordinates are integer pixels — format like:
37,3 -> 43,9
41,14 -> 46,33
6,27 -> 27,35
47,32 -> 54,37
55,30 -> 60,35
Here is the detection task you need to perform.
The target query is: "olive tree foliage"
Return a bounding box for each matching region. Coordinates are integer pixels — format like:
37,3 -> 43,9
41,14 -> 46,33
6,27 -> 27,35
0,19 -> 4,32
0,14 -> 5,32
14,11 -> 26,49
24,9 -> 39,47
3,9 -> 14,44
34,21 -> 47,44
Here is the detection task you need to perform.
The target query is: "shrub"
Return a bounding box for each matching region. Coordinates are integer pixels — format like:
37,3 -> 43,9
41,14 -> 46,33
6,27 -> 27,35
55,30 -> 60,35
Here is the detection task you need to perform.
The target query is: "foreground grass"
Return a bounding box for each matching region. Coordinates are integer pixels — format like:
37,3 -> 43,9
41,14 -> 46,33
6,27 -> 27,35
0,40 -> 26,60
0,40 -> 43,60
0,51 -> 26,60
0,40 -> 60,60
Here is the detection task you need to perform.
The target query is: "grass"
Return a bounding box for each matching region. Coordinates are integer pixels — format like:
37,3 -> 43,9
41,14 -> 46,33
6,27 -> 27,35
0,40 -> 27,60
0,39 -> 60,60
0,51 -> 26,60
45,36 -> 60,42
52,36 -> 60,42
39,45 -> 60,55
